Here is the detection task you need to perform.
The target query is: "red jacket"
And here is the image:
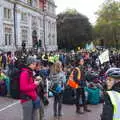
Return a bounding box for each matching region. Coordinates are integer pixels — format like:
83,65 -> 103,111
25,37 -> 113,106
20,67 -> 37,103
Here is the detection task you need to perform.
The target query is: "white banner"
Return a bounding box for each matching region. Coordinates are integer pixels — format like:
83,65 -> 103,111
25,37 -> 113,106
99,50 -> 109,64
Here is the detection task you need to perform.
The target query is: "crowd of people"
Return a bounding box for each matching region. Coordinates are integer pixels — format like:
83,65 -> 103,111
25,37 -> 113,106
0,48 -> 120,120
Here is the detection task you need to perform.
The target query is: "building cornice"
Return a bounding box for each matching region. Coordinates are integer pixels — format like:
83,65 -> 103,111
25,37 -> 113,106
16,0 -> 44,15
4,0 -> 57,18
47,0 -> 56,7
5,0 -> 44,15
46,12 -> 57,19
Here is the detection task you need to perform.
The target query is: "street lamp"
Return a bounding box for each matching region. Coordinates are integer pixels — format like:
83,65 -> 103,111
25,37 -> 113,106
42,0 -> 47,51
22,41 -> 26,52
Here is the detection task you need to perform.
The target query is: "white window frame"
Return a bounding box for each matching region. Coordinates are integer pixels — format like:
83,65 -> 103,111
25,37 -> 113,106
21,29 -> 28,45
4,8 -> 12,20
4,28 -> 12,46
21,12 -> 27,22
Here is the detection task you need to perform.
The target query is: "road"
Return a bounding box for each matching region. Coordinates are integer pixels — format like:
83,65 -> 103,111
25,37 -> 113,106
45,98 -> 102,120
0,97 -> 102,120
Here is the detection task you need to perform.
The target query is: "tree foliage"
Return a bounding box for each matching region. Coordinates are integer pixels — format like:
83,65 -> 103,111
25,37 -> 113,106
94,0 -> 120,48
57,9 -> 92,50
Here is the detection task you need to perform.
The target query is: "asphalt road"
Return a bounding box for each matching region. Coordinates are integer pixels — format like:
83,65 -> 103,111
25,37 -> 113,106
45,98 -> 102,120
0,97 -> 102,120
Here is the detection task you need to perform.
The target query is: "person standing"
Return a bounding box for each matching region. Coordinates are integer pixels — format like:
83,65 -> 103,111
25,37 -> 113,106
50,61 -> 66,119
101,68 -> 120,120
67,57 -> 91,114
34,61 -> 46,120
75,57 -> 91,114
2,54 -> 7,69
20,56 -> 40,120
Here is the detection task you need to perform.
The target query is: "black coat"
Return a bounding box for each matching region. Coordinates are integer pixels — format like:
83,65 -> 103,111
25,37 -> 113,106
101,82 -> 120,120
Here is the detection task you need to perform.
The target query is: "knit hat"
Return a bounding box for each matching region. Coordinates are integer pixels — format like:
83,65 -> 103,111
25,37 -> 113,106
26,56 -> 37,66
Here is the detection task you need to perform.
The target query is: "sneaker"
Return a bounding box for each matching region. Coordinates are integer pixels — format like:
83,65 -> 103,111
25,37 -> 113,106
58,113 -> 62,117
54,113 -> 57,117
84,109 -> 91,112
76,107 -> 84,114
76,110 -> 84,114
58,112 -> 64,117
84,107 -> 91,112
54,116 -> 58,120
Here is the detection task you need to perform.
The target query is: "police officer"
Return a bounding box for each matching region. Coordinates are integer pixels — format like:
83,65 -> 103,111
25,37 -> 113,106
101,68 -> 120,120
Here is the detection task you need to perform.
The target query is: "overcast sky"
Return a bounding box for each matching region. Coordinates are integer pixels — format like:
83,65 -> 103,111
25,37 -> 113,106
55,0 -> 105,24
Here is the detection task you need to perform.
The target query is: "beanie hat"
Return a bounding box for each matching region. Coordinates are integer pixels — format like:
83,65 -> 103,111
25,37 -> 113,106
26,56 -> 37,66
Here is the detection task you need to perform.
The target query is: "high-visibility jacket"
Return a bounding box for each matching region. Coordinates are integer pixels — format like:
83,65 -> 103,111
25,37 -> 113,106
48,56 -> 54,63
107,91 -> 120,120
42,55 -> 48,61
54,55 -> 59,62
67,67 -> 81,88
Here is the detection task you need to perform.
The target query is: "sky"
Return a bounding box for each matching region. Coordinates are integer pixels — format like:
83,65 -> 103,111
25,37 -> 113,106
55,0 -> 105,24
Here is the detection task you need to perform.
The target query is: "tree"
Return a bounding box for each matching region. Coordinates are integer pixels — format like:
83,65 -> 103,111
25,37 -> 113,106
57,9 -> 92,50
94,0 -> 120,48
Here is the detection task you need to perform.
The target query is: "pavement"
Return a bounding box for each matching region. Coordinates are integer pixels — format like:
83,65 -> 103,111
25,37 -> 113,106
45,98 -> 102,120
0,97 -> 23,120
0,97 -> 103,120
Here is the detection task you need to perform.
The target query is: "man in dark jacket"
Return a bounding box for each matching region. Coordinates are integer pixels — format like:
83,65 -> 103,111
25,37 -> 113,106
101,68 -> 120,120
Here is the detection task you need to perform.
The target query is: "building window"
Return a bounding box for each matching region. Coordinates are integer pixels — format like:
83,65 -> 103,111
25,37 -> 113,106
48,3 -> 50,11
4,8 -> 11,19
52,6 -> 54,13
27,0 -> 32,6
40,30 -> 43,40
48,21 -> 50,31
21,12 -> 27,22
4,28 -> 12,46
52,34 -> 55,45
33,0 -> 37,7
48,33 -> 51,45
21,29 -> 28,44
40,18 -> 43,28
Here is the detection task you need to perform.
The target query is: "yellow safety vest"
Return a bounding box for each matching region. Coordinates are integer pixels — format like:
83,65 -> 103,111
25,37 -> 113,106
48,56 -> 54,63
67,67 -> 81,89
107,91 -> 120,120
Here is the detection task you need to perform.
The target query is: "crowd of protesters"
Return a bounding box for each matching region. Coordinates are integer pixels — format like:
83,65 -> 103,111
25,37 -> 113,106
0,48 -> 120,120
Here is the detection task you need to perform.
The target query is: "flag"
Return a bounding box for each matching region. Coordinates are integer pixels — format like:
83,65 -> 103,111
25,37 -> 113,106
99,50 -> 109,64
86,42 -> 95,51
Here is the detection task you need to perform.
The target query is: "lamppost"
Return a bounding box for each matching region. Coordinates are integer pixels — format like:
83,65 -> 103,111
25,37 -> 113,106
13,1 -> 17,50
22,41 -> 26,53
42,0 -> 47,51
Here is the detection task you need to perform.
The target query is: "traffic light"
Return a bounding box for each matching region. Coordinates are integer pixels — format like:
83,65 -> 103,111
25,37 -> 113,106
22,41 -> 26,49
39,40 -> 42,47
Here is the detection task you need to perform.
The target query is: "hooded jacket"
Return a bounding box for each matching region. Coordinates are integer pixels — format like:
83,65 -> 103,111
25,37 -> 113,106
101,82 -> 120,120
20,67 -> 37,103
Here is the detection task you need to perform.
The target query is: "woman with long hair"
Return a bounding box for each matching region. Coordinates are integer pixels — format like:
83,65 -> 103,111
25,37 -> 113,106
50,61 -> 66,119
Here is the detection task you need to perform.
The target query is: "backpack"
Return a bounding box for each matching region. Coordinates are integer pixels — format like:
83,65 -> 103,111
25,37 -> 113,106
0,80 -> 7,96
62,86 -> 75,105
9,58 -> 27,99
10,67 -> 22,99
10,67 -> 31,99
